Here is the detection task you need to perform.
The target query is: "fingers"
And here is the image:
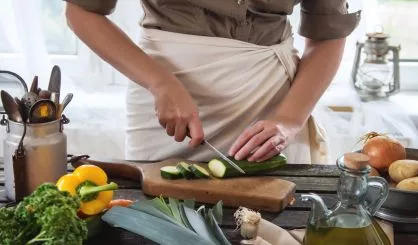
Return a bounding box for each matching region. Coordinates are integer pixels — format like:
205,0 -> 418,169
174,120 -> 187,142
187,114 -> 204,148
157,110 -> 203,146
234,129 -> 274,160
255,144 -> 284,162
166,123 -> 175,136
228,123 -> 264,157
248,136 -> 285,162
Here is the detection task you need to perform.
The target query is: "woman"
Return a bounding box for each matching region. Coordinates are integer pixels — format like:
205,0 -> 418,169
64,0 -> 360,164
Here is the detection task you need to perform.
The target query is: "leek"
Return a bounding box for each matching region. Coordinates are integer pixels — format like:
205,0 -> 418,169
102,197 -> 231,245
183,199 -> 195,209
207,209 -> 231,245
129,201 -> 179,225
168,198 -> 184,226
184,206 -> 221,245
102,206 -> 212,245
148,196 -> 172,217
212,200 -> 223,225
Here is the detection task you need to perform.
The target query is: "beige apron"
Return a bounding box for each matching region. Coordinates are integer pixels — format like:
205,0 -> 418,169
126,23 -> 327,164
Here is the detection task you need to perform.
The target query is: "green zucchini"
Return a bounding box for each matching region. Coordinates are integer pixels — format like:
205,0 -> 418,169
190,164 -> 211,178
176,162 -> 195,179
160,166 -> 183,179
208,154 -> 287,178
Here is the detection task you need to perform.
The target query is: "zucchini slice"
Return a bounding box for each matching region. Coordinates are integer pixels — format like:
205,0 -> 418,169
190,164 -> 210,178
176,162 -> 194,179
160,166 -> 183,180
208,154 -> 287,178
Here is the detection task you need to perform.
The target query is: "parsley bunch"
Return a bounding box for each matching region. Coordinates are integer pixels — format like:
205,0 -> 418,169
0,183 -> 88,245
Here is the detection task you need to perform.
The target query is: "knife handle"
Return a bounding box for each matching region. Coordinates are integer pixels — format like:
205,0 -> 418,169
69,156 -> 143,182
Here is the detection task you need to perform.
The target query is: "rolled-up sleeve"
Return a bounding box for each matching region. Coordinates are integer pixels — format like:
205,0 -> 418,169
63,0 -> 117,15
299,0 -> 361,40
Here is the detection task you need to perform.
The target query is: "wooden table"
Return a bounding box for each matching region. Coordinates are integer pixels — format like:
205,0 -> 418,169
1,161 -> 417,245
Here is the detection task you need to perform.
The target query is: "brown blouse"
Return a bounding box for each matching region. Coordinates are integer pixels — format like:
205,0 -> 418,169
64,0 -> 360,46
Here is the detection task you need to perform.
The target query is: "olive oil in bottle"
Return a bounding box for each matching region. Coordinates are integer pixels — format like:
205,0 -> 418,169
301,153 -> 391,245
304,219 -> 391,245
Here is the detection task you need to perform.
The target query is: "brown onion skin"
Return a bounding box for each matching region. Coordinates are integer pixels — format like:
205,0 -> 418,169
362,136 -> 406,170
369,167 -> 380,177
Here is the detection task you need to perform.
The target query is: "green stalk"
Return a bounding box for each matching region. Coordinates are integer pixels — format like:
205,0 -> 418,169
79,182 -> 118,201
26,231 -> 52,244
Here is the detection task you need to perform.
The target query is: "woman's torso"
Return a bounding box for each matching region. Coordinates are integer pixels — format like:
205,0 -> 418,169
140,0 -> 301,46
64,0 -> 356,45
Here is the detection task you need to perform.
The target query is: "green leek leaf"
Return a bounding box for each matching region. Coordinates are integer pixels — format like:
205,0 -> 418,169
129,201 -> 178,225
212,201 -> 223,225
207,209 -> 231,245
184,206 -> 221,245
168,198 -> 184,226
183,199 -> 195,209
178,203 -> 195,231
149,196 -> 173,217
102,206 -> 213,245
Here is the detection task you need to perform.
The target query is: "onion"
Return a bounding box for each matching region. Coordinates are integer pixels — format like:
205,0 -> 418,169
361,132 -> 406,170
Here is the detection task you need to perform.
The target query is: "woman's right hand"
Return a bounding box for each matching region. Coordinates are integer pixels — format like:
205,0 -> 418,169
152,76 -> 204,148
65,3 -> 204,147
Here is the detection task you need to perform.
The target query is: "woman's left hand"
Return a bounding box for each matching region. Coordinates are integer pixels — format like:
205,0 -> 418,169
228,119 -> 302,162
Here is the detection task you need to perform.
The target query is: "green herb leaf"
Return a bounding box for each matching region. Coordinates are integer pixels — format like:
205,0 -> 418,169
102,206 -> 213,245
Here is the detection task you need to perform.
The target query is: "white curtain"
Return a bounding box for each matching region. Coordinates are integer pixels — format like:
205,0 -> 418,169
0,0 -> 132,159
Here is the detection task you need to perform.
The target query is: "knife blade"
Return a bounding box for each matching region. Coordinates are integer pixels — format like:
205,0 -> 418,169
203,139 -> 245,174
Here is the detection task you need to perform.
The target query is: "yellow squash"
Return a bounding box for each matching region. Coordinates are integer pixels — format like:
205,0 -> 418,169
57,165 -> 118,215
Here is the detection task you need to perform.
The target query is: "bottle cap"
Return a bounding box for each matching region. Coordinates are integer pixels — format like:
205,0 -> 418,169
344,152 -> 370,170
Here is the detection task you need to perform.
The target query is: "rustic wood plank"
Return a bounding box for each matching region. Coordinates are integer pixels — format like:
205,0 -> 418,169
110,177 -> 141,189
267,164 -> 340,177
86,225 -> 158,245
86,226 -> 244,245
86,223 -> 418,245
395,234 -> 418,244
281,176 -> 339,192
113,188 -> 339,211
109,176 -> 340,192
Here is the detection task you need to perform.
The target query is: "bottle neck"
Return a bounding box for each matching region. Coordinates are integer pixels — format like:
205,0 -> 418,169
337,171 -> 368,206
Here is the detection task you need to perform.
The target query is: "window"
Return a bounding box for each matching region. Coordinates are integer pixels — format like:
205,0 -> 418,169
0,0 -> 142,88
373,0 -> 418,91
41,0 -> 78,55
305,0 -> 418,91
375,0 -> 418,60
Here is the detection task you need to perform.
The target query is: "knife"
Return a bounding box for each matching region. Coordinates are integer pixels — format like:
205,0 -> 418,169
202,139 -> 245,174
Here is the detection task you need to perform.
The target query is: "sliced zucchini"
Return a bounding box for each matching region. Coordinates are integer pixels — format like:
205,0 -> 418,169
160,166 -> 183,180
208,154 -> 287,178
190,164 -> 210,178
176,162 -> 194,179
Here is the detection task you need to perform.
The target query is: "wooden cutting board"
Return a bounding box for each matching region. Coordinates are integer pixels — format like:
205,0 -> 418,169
71,157 -> 296,212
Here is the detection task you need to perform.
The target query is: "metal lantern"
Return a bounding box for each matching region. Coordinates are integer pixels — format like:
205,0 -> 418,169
351,30 -> 401,101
